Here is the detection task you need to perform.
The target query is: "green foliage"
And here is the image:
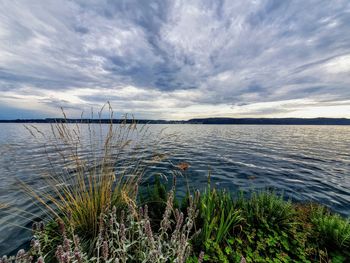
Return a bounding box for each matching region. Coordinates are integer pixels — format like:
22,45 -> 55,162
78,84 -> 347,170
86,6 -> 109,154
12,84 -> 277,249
311,206 -> 350,257
239,191 -> 296,232
139,175 -> 168,224
229,227 -> 313,262
3,171 -> 350,262
200,185 -> 242,244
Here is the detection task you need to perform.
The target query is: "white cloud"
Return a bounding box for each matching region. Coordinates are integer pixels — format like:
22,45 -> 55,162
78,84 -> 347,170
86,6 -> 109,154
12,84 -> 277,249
0,0 -> 350,119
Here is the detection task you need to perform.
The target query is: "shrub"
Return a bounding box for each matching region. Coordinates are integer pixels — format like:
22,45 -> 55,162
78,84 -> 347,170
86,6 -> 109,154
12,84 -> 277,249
240,191 -> 296,232
1,190 -> 201,263
311,206 -> 350,255
227,192 -> 311,262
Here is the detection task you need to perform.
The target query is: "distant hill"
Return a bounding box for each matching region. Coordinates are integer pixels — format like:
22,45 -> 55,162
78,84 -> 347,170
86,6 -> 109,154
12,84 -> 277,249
0,117 -> 350,125
186,117 -> 350,125
0,118 -> 183,124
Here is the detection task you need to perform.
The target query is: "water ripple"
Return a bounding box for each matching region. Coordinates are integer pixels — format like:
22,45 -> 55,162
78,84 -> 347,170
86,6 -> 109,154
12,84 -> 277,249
0,124 -> 350,254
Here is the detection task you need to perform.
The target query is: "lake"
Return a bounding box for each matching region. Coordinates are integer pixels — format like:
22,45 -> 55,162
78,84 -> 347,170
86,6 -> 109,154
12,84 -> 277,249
0,123 -> 350,254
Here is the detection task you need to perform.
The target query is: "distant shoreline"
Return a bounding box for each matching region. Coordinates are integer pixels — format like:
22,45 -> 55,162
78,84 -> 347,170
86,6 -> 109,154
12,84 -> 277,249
1,117 -> 350,125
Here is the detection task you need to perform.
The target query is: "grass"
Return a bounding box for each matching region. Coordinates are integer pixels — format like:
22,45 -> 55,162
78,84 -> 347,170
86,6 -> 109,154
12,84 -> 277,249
200,182 -> 242,244
311,206 -> 350,254
238,191 -> 296,232
1,103 -> 164,258
1,106 -> 350,262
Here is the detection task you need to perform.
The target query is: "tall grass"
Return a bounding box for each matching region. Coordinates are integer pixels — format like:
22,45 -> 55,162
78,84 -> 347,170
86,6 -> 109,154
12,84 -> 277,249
311,206 -> 350,253
238,191 -> 296,231
2,103 -> 163,255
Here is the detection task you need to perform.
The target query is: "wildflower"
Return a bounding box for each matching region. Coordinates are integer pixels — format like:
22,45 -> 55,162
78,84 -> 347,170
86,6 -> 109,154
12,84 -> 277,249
16,249 -> 26,260
174,210 -> 184,233
144,205 -> 149,220
120,210 -> 125,225
74,248 -> 83,263
55,245 -> 64,262
57,219 -> 66,235
161,190 -> 174,232
102,241 -> 109,260
63,237 -> 71,252
240,256 -> 247,263
120,223 -> 126,242
1,255 -> 8,263
32,240 -> 41,253
144,220 -> 154,244
198,251 -> 205,263
139,207 -> 144,218
73,235 -> 80,247
37,256 -> 45,263
62,253 -> 70,263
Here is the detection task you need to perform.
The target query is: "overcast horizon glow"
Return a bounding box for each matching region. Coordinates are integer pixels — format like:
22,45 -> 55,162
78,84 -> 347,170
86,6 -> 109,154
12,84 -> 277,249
1,0 -> 350,120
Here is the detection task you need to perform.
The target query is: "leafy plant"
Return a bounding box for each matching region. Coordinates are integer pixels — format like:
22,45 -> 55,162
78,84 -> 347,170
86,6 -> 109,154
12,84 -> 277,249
200,184 -> 242,245
239,191 -> 296,232
311,206 -> 350,257
2,190 -> 201,263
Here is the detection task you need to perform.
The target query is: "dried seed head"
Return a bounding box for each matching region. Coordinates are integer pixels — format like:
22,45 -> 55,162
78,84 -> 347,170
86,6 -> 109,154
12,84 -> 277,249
102,241 -> 109,260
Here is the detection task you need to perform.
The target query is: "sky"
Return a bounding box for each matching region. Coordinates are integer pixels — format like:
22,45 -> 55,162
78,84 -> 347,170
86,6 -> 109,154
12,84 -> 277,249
0,0 -> 350,120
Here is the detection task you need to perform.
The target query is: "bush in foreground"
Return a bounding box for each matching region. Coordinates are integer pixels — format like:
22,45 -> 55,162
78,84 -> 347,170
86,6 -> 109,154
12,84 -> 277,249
2,185 -> 350,263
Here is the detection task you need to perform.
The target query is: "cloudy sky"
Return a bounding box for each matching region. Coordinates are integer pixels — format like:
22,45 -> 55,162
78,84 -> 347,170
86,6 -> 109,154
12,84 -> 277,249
0,0 -> 350,120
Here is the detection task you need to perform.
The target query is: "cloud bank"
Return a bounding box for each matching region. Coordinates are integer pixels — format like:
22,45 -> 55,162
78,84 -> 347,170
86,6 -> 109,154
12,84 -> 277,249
0,0 -> 350,119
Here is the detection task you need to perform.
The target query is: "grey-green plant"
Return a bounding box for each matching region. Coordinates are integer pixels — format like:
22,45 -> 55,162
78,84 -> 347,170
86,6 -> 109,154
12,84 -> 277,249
1,190 -> 201,263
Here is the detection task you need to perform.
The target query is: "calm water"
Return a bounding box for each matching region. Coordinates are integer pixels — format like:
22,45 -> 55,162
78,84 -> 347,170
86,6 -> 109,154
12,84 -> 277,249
1,123 -> 350,254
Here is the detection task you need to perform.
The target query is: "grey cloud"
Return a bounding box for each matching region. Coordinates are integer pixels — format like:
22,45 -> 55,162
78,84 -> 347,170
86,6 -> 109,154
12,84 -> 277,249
0,0 -> 350,118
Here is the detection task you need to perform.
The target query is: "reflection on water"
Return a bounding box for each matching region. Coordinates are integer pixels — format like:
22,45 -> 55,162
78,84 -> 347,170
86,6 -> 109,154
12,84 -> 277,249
0,123 -> 350,254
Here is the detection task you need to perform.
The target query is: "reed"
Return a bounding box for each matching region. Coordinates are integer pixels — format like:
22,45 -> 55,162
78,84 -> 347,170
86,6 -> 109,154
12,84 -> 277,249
2,103 -> 163,255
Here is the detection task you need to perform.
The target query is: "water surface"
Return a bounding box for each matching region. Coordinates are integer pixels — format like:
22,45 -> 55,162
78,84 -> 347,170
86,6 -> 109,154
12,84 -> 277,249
0,124 -> 350,254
